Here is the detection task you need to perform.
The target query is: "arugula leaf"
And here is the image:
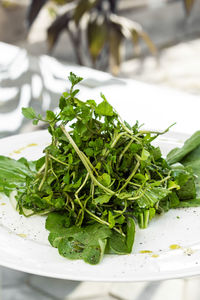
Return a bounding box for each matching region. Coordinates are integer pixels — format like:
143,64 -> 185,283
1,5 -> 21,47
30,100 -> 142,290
167,131 -> 200,165
169,192 -> 180,208
137,187 -> 171,209
167,133 -> 200,199
0,156 -> 36,196
175,198 -> 200,208
171,166 -> 196,200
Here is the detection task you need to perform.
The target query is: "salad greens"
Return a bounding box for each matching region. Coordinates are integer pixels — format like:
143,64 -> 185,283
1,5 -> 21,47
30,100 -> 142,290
1,72 -> 200,264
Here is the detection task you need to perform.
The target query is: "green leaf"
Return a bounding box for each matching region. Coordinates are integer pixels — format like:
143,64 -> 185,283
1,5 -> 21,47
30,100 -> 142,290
48,232 -> 65,248
32,119 -> 39,125
108,211 -> 115,228
98,173 -> 111,187
0,156 -> 36,196
68,72 -> 83,87
169,192 -> 180,208
94,194 -> 112,205
74,0 -> 98,26
167,131 -> 200,165
22,107 -> 36,120
87,15 -> 107,62
168,180 -> 180,190
176,198 -> 200,208
107,217 -> 135,254
46,110 -> 56,121
48,223 -> 111,265
172,166 -> 196,200
177,177 -> 196,200
137,187 -> 171,208
85,148 -> 93,157
45,212 -> 71,232
141,149 -> 150,161
64,177 -> 82,192
108,231 -> 129,254
95,99 -> 114,117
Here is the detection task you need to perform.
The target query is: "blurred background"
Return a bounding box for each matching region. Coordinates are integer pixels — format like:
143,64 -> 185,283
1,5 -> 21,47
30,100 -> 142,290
1,0 -> 200,85
1,0 -> 200,299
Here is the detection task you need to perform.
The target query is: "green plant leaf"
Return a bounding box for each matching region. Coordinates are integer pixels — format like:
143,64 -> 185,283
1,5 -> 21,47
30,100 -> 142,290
46,110 -> 56,121
94,194 -> 112,205
87,14 -> 108,63
95,99 -> 114,116
68,72 -> 83,86
137,187 -> 171,208
47,222 -> 111,265
74,0 -> 98,25
141,149 -> 150,161
167,131 -> 200,165
98,173 -> 111,187
0,156 -> 36,196
108,211 -> 115,228
22,107 -> 36,120
176,198 -> 200,208
45,212 -> 71,232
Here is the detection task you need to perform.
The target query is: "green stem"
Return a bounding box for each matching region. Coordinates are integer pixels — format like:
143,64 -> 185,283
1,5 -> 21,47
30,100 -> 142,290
118,139 -> 134,164
127,189 -> 147,201
85,209 -> 125,236
144,210 -> 150,228
150,175 -> 171,187
118,160 -> 140,193
37,163 -> 45,175
103,132 -> 126,157
76,172 -> 89,196
61,125 -> 115,195
137,123 -> 176,136
49,154 -> 69,167
38,154 -> 49,191
64,192 -> 75,211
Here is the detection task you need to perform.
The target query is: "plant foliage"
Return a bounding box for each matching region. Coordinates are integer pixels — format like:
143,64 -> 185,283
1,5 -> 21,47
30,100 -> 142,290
27,0 -> 156,74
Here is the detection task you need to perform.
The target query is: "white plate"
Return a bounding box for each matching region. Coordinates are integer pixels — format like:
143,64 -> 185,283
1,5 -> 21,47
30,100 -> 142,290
0,130 -> 200,282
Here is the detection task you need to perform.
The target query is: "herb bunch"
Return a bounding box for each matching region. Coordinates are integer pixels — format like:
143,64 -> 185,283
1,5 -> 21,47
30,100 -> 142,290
21,73 -> 173,228
0,72 -> 199,264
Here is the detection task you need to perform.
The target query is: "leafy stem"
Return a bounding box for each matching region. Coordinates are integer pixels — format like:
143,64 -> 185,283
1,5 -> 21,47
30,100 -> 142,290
118,159 -> 140,193
38,153 -> 49,191
60,125 -> 115,195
